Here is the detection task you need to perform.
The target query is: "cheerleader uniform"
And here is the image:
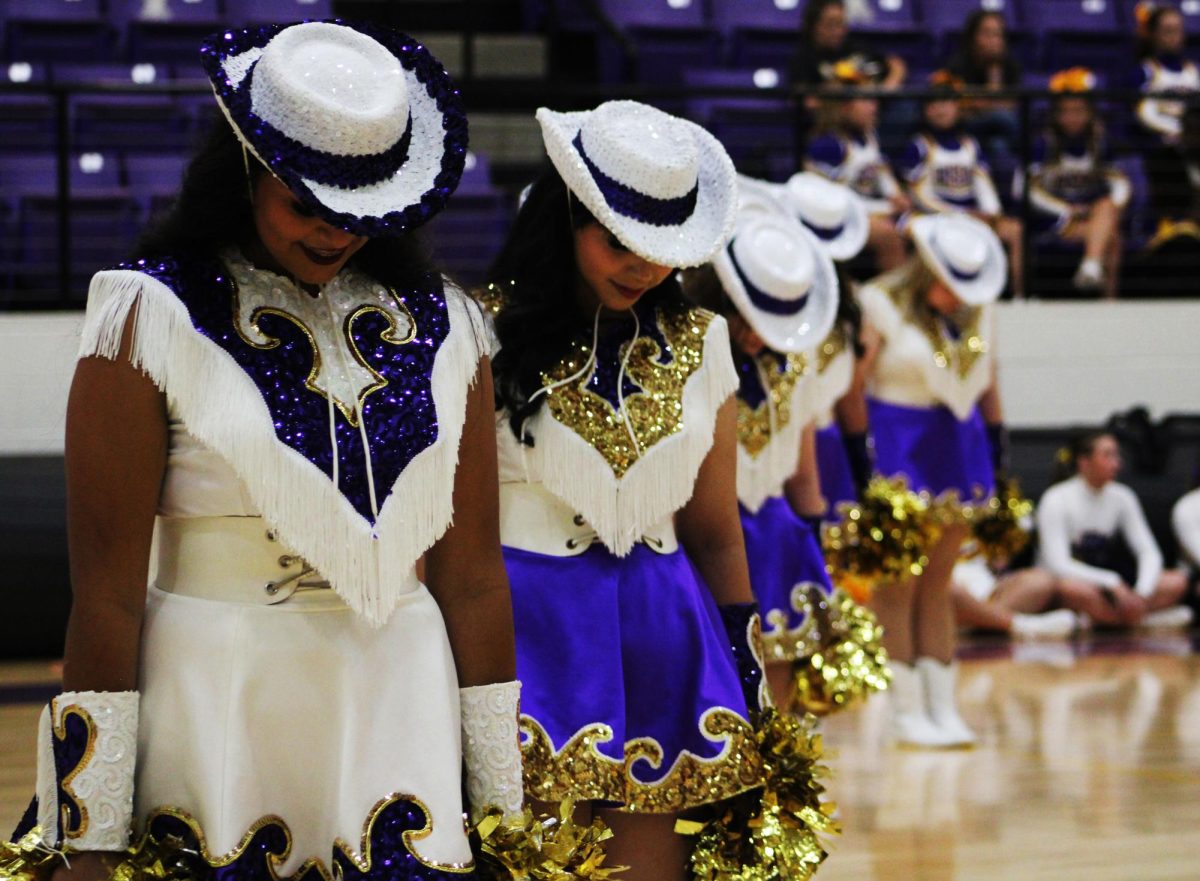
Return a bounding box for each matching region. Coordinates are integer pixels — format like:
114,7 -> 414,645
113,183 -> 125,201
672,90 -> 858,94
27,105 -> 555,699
1136,54 -> 1200,144
800,325 -> 859,519
899,129 -> 1003,218
1036,475 -> 1163,596
1025,132 -> 1131,238
856,280 -> 996,500
735,351 -> 836,663
22,250 -> 488,877
806,129 -> 902,217
489,294 -> 764,811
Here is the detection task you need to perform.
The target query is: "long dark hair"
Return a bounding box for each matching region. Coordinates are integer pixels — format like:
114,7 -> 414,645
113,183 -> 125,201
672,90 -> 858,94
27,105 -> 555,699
1137,5 -> 1184,60
135,117 -> 440,291
487,167 -> 687,441
801,0 -> 844,48
1050,430 -> 1113,483
961,10 -> 1006,65
1047,95 -> 1103,165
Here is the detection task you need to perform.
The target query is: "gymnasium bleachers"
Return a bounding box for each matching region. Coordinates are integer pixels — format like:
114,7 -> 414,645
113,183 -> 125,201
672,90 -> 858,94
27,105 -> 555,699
1,0 -> 1198,300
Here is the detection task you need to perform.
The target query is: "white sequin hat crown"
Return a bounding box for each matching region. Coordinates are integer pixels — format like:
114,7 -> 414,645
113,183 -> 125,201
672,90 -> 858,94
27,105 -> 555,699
536,100 -> 738,268
713,209 -> 838,355
780,172 -> 869,262
910,213 -> 1007,305
201,20 -> 467,236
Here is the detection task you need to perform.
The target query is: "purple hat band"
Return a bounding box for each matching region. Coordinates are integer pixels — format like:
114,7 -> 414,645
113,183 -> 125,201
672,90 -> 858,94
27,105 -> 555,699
727,239 -> 810,316
229,61 -> 415,189
802,218 -> 846,242
572,131 -> 699,227
931,235 -> 984,282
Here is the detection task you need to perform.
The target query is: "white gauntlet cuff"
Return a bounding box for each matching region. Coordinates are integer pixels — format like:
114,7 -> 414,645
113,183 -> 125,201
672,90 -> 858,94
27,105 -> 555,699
459,680 -> 523,821
35,690 -> 138,852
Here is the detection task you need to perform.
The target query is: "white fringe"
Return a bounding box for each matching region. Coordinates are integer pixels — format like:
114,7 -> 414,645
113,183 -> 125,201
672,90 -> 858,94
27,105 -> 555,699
857,283 -> 993,421
735,373 -> 807,514
528,315 -> 739,557
78,270 -> 484,627
795,345 -> 854,430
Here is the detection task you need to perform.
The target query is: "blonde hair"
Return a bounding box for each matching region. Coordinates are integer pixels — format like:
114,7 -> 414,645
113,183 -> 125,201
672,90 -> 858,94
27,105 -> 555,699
873,258 -> 938,313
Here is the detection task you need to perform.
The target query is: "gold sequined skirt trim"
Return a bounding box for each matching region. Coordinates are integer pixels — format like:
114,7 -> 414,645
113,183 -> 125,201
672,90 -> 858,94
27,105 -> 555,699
520,708 -> 764,814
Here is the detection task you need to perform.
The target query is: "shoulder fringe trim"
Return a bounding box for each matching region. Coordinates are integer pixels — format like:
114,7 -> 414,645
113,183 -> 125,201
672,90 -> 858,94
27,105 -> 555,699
530,315 -> 739,557
797,347 -> 854,430
78,269 -> 485,626
736,377 -> 808,514
857,283 -> 992,421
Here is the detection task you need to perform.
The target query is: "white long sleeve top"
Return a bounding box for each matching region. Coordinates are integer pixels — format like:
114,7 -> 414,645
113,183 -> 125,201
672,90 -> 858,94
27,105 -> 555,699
1172,488 -> 1200,569
1036,475 -> 1163,597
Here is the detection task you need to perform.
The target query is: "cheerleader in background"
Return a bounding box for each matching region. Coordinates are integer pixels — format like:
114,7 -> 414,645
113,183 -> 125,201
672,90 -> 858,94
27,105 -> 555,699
1133,2 -> 1200,225
1037,431 -> 1192,628
1021,68 -> 1130,296
805,61 -> 910,273
773,172 -> 873,519
683,184 -> 842,707
849,214 -> 1010,747
482,101 -> 780,881
899,70 -> 1025,298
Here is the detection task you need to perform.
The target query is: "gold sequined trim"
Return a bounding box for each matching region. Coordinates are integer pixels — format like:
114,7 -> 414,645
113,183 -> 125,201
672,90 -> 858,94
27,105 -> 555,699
521,708 -> 763,814
762,583 -> 827,663
737,352 -> 808,459
884,285 -> 987,379
143,792 -> 473,880
813,325 -> 848,376
51,701 -> 96,842
542,307 -> 716,478
476,282 -> 509,316
230,278 -> 417,428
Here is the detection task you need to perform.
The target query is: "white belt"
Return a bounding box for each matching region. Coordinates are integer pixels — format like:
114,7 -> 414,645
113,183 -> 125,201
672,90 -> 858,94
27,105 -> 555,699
499,483 -> 678,556
154,516 -> 416,607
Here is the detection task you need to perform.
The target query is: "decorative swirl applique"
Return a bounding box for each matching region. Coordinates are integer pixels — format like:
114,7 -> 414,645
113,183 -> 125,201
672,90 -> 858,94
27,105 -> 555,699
460,682 -> 524,819
143,795 -> 473,880
736,352 -> 808,459
520,709 -> 763,814
541,305 -> 716,478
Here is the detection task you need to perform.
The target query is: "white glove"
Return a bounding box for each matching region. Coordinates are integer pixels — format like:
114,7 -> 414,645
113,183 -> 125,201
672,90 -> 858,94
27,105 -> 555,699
459,680 -> 524,821
36,690 -> 139,851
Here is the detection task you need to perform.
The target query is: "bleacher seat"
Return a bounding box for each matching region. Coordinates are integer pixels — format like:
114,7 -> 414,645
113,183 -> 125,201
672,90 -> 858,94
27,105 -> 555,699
110,0 -> 224,63
226,0 -> 334,27
682,67 -> 795,177
593,0 -> 720,87
428,150 -> 510,285
125,152 -> 186,220
1023,0 -> 1132,71
3,0 -> 115,63
854,0 -> 932,75
709,0 -> 803,69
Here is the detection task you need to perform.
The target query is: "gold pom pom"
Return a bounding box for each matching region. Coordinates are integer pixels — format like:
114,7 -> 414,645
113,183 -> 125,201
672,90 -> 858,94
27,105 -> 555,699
792,590 -> 891,716
680,710 -> 838,881
960,477 -> 1034,568
472,800 -> 626,880
0,826 -> 204,881
822,475 -> 943,596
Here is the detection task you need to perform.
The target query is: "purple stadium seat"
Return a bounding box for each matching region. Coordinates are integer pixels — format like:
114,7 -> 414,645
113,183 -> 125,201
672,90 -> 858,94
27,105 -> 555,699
681,68 -> 796,178
125,152 -> 187,220
109,0 -> 224,63
857,0 -> 921,32
710,0 -> 803,68
1023,0 -> 1132,71
71,94 -> 191,151
923,0 -> 1021,36
227,0 -> 334,26
51,62 -> 167,85
855,0 -> 927,74
0,96 -> 56,151
456,151 -> 495,196
4,0 -> 115,62
428,193 -> 511,286
594,0 -> 719,86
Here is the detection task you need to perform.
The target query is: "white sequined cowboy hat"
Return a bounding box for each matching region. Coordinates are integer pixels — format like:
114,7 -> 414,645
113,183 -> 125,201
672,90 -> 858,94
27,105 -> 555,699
536,100 -> 738,268
910,213 -> 1007,305
713,212 -> 838,354
778,172 -> 870,262
201,20 -> 467,236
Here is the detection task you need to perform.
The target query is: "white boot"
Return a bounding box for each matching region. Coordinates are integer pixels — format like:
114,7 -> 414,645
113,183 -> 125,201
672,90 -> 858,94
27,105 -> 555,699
890,661 -> 958,748
917,657 -> 977,748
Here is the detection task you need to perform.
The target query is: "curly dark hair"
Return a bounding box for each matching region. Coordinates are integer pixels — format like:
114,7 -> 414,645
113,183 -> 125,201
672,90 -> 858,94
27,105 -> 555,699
134,116 -> 440,291
487,167 -> 687,441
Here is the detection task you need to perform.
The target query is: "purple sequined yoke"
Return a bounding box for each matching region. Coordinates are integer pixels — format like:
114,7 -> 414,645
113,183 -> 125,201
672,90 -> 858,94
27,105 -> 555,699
126,255 -> 450,524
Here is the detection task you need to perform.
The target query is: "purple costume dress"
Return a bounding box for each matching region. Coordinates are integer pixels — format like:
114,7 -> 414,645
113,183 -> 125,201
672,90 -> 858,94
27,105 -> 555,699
857,280 -> 996,500
489,297 -> 764,812
801,325 -> 859,520
735,351 -> 835,663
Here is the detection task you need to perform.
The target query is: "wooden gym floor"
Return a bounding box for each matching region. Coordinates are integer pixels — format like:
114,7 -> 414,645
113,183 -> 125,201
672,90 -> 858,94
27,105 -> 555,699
1,633 -> 1198,880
